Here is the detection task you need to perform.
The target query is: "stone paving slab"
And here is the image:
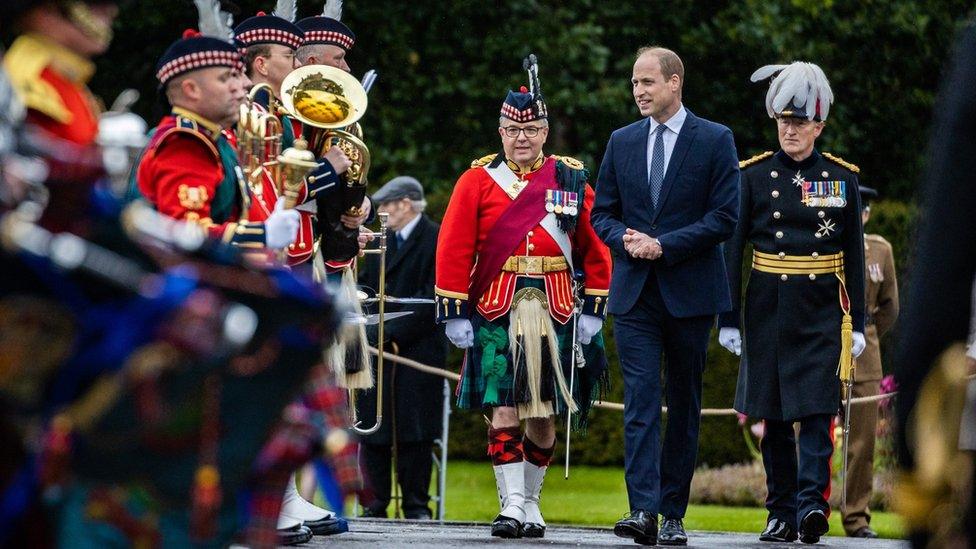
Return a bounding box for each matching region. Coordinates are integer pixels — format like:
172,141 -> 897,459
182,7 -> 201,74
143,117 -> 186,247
300,519 -> 909,548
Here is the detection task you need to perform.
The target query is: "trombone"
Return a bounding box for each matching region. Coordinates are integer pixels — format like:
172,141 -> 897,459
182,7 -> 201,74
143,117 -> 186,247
348,211 -> 389,436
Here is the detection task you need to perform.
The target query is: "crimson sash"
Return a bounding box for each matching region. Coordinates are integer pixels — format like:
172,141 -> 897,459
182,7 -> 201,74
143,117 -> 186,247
468,159 -> 558,306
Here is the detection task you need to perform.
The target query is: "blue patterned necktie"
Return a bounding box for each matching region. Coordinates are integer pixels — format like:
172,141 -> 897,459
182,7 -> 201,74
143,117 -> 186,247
649,124 -> 667,208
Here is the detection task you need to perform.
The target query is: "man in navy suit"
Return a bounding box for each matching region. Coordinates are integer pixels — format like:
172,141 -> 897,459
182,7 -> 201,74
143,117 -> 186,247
591,46 -> 739,546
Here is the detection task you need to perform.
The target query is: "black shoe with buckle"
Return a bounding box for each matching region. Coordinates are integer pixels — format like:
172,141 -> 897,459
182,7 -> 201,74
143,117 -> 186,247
760,517 -> 798,542
614,509 -> 657,546
490,514 -> 522,538
799,510 -> 829,544
659,517 -> 688,546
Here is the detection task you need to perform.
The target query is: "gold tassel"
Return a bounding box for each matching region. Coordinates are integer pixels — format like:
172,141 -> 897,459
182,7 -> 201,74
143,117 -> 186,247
509,289 -> 577,419
838,313 -> 854,383
329,267 -> 373,389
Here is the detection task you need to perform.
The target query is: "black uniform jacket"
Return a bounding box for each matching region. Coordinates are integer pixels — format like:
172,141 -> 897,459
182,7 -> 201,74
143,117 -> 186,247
720,149 -> 866,421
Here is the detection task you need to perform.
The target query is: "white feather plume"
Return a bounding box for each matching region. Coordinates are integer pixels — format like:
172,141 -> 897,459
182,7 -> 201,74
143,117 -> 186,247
756,61 -> 833,120
273,0 -> 297,22
194,0 -> 234,41
323,0 -> 343,20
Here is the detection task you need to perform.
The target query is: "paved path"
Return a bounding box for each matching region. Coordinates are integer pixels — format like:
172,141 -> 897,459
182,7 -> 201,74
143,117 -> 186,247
301,519 -> 909,548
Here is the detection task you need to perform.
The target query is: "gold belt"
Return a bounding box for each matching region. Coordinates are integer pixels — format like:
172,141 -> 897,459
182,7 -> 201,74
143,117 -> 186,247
752,250 -> 844,275
501,255 -> 568,275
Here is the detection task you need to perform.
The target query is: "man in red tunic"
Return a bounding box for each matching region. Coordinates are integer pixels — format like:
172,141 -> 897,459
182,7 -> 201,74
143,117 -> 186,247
136,28 -> 299,252
436,55 -> 611,538
2,0 -> 119,233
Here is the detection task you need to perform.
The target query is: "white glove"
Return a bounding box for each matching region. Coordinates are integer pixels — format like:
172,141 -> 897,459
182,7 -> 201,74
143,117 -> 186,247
264,196 -> 300,250
445,318 -> 474,349
576,314 -> 603,345
719,327 -> 742,356
852,331 -> 866,358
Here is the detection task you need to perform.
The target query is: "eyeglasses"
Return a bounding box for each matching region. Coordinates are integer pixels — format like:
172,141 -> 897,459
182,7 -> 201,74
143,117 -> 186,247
501,126 -> 544,138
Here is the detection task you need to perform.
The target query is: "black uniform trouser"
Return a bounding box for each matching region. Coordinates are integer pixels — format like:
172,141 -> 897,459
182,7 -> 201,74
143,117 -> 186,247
360,440 -> 434,518
761,414 -> 833,529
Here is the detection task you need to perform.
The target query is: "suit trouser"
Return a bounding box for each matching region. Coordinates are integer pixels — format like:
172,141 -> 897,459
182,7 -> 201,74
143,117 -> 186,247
761,414 -> 833,529
841,379 -> 880,533
360,440 -> 434,517
613,269 -> 713,517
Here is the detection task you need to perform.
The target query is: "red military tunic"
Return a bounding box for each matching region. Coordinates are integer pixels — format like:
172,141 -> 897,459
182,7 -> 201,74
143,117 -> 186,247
435,153 -> 611,324
136,108 -> 268,248
3,33 -> 104,233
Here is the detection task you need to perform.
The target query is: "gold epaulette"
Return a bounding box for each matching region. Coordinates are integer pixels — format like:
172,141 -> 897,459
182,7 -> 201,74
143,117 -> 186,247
470,153 -> 497,168
2,35 -> 71,124
823,152 -> 860,174
554,155 -> 585,170
739,151 -> 773,169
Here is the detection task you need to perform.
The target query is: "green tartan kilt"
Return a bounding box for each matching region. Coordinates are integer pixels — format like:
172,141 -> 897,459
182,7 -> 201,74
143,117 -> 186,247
456,278 -> 608,425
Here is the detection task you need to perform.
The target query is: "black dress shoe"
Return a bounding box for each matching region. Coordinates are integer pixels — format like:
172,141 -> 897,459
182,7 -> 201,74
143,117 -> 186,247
849,526 -> 878,538
659,517 -> 688,546
759,517 -> 798,542
614,509 -> 657,545
360,507 -> 387,519
490,514 -> 522,538
304,515 -> 348,535
799,509 -> 829,544
522,522 -> 545,538
278,524 -> 313,546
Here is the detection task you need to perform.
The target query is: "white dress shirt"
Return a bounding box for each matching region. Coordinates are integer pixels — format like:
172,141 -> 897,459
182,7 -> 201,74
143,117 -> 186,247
397,212 -> 422,243
647,104 -> 688,181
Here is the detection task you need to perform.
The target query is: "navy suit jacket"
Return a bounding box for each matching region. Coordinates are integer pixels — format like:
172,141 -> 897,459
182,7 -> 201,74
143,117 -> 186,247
591,109 -> 740,318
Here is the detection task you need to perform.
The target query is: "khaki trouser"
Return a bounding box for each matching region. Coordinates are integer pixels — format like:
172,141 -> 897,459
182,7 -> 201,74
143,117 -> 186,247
841,379 -> 881,534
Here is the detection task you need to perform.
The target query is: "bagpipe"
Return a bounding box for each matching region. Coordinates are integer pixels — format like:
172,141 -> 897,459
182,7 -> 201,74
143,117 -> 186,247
0,194 -> 340,542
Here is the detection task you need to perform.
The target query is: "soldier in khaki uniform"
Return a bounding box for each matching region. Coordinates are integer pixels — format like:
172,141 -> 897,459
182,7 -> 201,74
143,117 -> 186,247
842,185 -> 899,538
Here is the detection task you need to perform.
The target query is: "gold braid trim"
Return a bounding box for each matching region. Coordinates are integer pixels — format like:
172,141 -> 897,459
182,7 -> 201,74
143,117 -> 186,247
470,153 -> 497,168
738,151 -> 773,169
823,152 -> 861,174
554,155 -> 585,170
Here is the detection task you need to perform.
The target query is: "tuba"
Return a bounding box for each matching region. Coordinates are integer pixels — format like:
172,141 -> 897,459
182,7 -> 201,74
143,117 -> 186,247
280,65 -> 370,263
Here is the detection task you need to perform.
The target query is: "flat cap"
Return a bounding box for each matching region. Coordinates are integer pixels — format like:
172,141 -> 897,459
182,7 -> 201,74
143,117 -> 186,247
372,176 -> 423,203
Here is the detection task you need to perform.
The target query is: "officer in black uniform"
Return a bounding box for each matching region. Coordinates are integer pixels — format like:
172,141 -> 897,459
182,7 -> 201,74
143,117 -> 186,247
719,61 -> 867,545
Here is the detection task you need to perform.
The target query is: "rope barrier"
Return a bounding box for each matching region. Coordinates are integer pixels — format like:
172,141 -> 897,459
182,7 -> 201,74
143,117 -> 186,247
367,347 -> 976,416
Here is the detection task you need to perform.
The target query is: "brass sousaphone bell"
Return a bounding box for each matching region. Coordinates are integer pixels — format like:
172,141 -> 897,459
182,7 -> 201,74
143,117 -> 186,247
280,65 -> 371,263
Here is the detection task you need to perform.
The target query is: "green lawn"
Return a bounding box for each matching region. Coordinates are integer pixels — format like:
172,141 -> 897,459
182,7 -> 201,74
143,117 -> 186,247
425,460 -> 905,539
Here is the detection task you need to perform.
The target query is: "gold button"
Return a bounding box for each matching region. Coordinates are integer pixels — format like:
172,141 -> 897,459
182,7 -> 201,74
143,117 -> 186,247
773,211 -> 781,219
809,273 -> 817,280
442,298 -> 449,305
492,299 -> 499,305
289,244 -> 295,249
778,252 -> 786,258
528,244 -> 535,251
527,231 -> 534,237
771,170 -> 778,178
822,171 -> 829,178
812,252 -> 819,258
780,274 -> 788,281
775,231 -> 784,239
818,211 -> 826,218
299,242 -> 306,249
595,297 -> 603,303
771,190 -> 780,198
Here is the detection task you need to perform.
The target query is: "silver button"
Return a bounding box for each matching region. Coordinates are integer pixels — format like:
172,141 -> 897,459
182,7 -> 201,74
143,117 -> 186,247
771,190 -> 780,198
773,211 -> 781,219
775,231 -> 784,239
818,211 -> 826,218
780,274 -> 788,281
778,252 -> 786,258
811,252 -> 819,258
809,273 -> 817,280
815,232 -> 823,238
771,170 -> 779,178
822,171 -> 829,178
